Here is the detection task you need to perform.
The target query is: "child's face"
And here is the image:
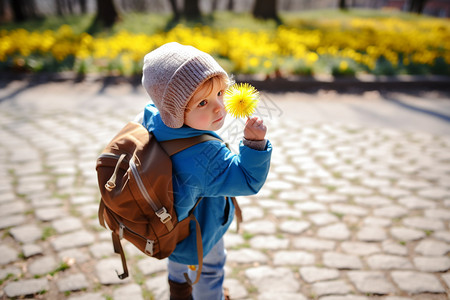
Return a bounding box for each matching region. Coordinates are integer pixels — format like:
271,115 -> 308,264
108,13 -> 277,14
184,77 -> 227,131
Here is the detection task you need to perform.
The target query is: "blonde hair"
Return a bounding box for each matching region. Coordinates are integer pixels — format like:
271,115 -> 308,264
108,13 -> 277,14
185,73 -> 233,113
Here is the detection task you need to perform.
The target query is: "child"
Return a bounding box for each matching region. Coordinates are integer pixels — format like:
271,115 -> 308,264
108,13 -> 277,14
140,42 -> 272,300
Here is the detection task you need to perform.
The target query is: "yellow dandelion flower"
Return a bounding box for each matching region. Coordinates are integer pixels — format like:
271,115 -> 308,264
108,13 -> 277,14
224,83 -> 259,119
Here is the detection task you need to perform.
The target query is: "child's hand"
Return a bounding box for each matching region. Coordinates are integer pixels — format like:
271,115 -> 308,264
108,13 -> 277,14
244,117 -> 267,141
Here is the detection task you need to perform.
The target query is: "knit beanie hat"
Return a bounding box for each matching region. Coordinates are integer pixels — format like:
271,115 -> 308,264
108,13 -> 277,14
142,42 -> 227,128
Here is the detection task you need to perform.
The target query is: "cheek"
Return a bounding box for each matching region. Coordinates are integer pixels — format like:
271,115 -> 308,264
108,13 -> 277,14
186,110 -> 211,129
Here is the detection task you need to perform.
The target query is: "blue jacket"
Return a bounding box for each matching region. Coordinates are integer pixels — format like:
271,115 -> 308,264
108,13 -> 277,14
142,104 -> 272,264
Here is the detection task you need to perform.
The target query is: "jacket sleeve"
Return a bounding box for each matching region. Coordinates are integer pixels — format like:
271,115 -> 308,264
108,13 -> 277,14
199,140 -> 272,197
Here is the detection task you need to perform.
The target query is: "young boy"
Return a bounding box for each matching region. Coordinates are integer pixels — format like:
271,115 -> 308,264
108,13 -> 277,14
140,42 -> 272,300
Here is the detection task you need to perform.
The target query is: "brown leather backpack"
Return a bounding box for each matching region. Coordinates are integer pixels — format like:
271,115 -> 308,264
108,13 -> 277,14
96,121 -> 241,285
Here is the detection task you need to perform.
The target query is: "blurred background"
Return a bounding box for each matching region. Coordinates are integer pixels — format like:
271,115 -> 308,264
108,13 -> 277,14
0,0 -> 449,79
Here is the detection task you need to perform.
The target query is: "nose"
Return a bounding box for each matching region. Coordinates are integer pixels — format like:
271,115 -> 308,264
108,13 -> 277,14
214,98 -> 224,113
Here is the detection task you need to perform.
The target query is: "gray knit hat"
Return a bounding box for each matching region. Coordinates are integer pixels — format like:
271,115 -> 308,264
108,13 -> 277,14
142,42 -> 227,128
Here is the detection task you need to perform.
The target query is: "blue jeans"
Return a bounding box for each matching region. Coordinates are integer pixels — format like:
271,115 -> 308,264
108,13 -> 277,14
168,238 -> 226,300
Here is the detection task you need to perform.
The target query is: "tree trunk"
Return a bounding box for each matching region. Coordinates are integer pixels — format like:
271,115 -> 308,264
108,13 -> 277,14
409,0 -> 428,14
227,0 -> 234,11
168,0 -> 180,20
79,0 -> 87,13
339,0 -> 347,10
95,0 -> 119,27
252,0 -> 279,21
10,0 -> 26,21
183,0 -> 201,19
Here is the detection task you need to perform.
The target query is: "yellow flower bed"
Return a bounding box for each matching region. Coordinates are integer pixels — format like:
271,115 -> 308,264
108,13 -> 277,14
1,16 -> 449,76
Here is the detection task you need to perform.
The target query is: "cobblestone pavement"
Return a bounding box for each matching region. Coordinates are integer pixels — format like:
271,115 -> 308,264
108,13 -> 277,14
1,80 -> 450,300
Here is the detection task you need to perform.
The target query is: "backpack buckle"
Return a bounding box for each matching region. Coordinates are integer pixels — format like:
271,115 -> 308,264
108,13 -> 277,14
156,207 -> 172,224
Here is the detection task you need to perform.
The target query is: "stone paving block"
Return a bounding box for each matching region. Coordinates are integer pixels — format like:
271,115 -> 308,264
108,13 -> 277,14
250,235 -> 290,250
223,278 -> 248,299
315,193 -> 347,203
227,248 -> 268,264
0,245 -> 19,265
3,278 -> 49,298
379,187 -> 410,198
330,204 -> 368,216
95,258 -> 130,285
113,283 -> 143,300
356,226 -> 387,242
241,206 -> 264,221
382,240 -> 408,256
318,223 -> 351,241
57,273 -> 89,292
418,187 -> 450,200
414,239 -> 450,256
52,216 -> 83,233
347,271 -> 396,294
374,205 -> 408,218
293,237 -> 336,251
58,248 -> 91,264
413,256 -> 450,272
442,273 -> 450,289
312,279 -> 353,297
323,252 -> 363,270
273,250 -> 315,266
242,220 -> 276,234
402,216 -> 444,231
354,195 -> 393,207
271,208 -> 302,218
340,241 -> 380,256
245,266 -> 299,293
35,206 -> 67,221
432,231 -> 450,243
425,208 -> 450,220
16,181 -> 48,195
51,230 -> 95,251
398,196 -> 436,209
28,255 -> 58,276
0,266 -> 21,280
391,271 -> 445,294
279,220 -> 310,234
299,266 -> 339,283
71,195 -> 96,205
264,180 -> 294,190
319,296 -> 369,300
145,274 -> 169,300
9,224 -> 42,243
390,227 -> 426,241
22,243 -> 43,257
67,292 -> 104,300
137,257 -> 167,275
89,241 -> 114,259
224,233 -> 244,248
259,292 -> 307,300
77,203 -> 100,218
0,201 -> 27,217
308,212 -> 339,226
30,197 -> 62,208
0,192 -> 15,204
366,254 -> 413,270
294,201 -> 327,212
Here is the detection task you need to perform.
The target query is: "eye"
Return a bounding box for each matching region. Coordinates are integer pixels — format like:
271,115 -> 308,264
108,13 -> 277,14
218,90 -> 224,97
198,100 -> 208,107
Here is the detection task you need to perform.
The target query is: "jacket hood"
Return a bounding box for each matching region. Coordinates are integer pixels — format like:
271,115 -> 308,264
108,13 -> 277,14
142,104 -> 221,142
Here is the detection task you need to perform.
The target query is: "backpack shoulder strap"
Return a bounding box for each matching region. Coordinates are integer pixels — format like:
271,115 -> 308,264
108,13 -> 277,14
160,135 -> 222,157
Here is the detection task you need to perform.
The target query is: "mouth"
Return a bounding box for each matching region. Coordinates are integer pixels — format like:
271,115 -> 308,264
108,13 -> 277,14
213,116 -> 224,123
